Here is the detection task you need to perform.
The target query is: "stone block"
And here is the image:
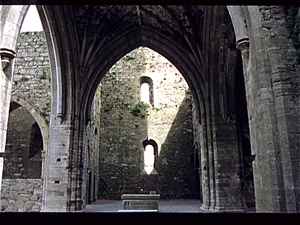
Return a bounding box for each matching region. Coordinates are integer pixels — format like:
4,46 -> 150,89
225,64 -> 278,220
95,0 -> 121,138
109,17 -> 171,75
121,193 -> 160,211
9,190 -> 20,200
30,194 -> 38,201
1,199 -> 8,208
24,201 -> 34,211
33,188 -> 43,195
5,205 -> 17,212
15,199 -> 24,208
31,206 -> 41,212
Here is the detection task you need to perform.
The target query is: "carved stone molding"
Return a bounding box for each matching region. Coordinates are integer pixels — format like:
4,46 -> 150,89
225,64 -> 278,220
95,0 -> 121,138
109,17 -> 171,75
0,48 -> 16,71
236,38 -> 249,53
236,38 -> 250,68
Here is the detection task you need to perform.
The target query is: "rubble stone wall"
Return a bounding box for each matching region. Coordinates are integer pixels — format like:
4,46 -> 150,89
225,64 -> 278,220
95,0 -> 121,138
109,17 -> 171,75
0,179 -> 43,212
12,31 -> 51,124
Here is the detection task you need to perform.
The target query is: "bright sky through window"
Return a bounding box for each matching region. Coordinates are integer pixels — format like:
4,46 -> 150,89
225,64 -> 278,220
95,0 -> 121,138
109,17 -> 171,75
21,5 -> 43,32
141,83 -> 150,103
144,144 -> 154,175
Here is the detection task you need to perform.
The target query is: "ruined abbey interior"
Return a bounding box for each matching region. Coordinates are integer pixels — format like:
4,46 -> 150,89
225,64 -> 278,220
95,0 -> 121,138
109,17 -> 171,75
0,5 -> 299,213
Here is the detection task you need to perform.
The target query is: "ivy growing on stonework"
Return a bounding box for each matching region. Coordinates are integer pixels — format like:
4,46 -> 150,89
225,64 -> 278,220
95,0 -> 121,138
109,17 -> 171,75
131,102 -> 150,117
20,76 -> 29,82
39,70 -> 47,80
286,6 -> 300,63
40,110 -> 50,125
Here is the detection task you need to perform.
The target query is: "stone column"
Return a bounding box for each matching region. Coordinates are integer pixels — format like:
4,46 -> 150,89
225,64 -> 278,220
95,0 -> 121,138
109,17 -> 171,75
212,118 -> 246,212
270,66 -> 299,212
42,114 -> 73,212
200,107 -> 246,212
237,26 -> 300,212
0,48 -> 15,202
199,117 -> 211,211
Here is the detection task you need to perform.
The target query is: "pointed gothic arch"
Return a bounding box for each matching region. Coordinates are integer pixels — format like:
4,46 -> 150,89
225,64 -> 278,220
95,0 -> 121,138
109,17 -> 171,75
0,5 -> 298,213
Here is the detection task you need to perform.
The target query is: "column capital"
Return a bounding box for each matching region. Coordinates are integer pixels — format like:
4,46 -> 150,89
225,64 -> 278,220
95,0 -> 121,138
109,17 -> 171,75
1,48 -> 16,70
236,38 -> 250,52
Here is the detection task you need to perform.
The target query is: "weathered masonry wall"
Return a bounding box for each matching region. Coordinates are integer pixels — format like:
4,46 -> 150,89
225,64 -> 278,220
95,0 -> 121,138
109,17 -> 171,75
1,179 -> 43,212
12,31 -> 51,124
96,47 -> 196,199
1,31 -> 51,212
238,6 -> 300,212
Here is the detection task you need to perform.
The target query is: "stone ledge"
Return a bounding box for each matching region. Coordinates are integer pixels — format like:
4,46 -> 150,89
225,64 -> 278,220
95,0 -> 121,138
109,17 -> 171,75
121,194 -> 160,200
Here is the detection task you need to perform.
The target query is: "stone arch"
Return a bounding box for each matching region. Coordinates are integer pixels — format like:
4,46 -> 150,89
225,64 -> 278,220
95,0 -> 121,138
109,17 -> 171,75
78,6 -> 250,212
36,6 -> 78,117
0,6 -> 29,52
226,6 -> 249,43
81,26 -> 206,128
9,97 -> 49,177
4,101 -> 42,178
10,97 -> 49,153
0,5 -> 86,119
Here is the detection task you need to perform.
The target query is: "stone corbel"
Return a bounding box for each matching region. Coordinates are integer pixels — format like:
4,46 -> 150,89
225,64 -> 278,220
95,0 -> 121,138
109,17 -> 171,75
236,38 -> 250,79
1,48 -> 16,71
236,38 -> 249,61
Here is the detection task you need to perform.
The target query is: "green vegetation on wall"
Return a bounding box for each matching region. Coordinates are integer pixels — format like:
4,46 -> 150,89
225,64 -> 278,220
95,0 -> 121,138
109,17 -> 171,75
131,102 -> 150,117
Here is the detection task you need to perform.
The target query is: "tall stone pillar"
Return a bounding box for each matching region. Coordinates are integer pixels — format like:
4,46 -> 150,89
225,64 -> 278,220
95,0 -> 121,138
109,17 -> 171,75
237,22 -> 300,212
42,114 -> 73,212
200,119 -> 246,211
215,119 -> 246,212
270,65 -> 299,212
0,48 -> 15,201
200,100 -> 246,212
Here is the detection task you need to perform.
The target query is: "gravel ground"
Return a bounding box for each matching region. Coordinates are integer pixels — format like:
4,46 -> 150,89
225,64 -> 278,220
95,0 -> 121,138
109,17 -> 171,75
86,199 -> 201,213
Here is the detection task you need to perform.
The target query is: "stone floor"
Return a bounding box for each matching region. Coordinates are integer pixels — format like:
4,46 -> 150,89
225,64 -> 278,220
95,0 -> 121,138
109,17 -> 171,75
86,199 -> 256,213
86,199 -> 201,213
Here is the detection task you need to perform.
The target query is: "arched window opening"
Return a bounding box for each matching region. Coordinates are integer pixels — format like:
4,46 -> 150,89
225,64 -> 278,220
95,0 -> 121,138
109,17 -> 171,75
142,139 -> 158,175
141,83 -> 150,103
144,144 -> 154,174
140,76 -> 154,107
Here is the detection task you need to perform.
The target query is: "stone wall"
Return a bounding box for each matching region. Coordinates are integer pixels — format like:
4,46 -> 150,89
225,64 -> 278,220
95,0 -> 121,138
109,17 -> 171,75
12,31 -> 51,124
0,179 -> 43,212
96,47 -> 196,199
1,31 -> 51,212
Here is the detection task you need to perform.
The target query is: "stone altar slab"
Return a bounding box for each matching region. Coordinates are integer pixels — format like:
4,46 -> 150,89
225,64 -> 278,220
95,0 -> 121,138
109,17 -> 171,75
119,193 -> 160,212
